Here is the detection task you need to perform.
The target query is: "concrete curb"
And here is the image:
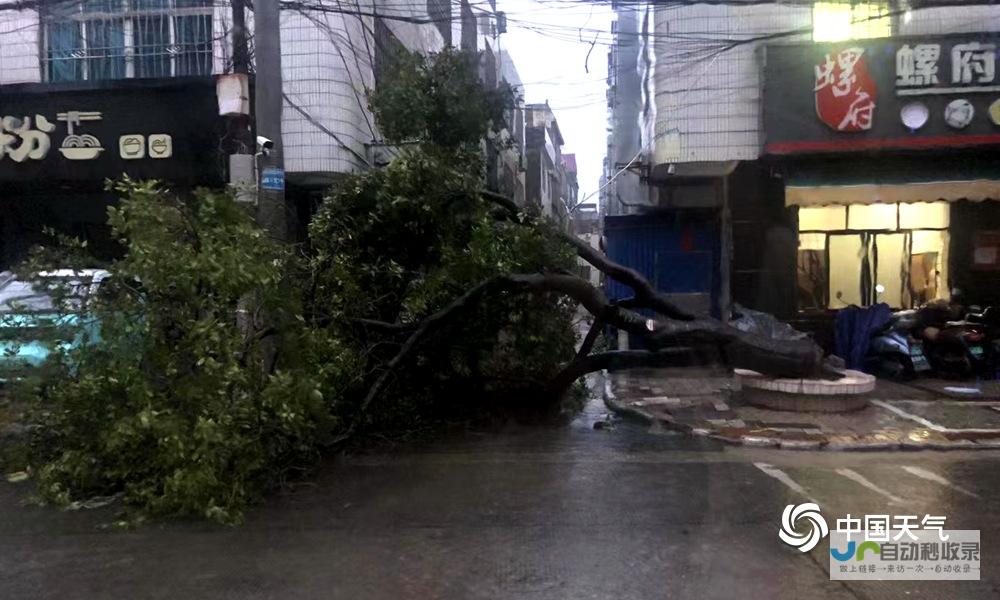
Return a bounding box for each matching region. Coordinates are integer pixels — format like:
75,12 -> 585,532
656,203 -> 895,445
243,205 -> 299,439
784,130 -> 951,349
602,371 -> 658,423
602,371 -> 1000,452
601,370 -> 704,437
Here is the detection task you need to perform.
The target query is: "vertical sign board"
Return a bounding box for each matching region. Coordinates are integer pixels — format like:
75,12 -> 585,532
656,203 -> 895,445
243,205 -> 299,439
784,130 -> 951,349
763,34 -> 1000,154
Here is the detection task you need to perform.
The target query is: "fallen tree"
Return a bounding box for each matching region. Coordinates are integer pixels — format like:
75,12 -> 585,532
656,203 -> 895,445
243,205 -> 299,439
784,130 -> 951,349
9,48 -> 830,523
299,47 -> 831,436
348,244 -> 829,424
325,50 -> 832,429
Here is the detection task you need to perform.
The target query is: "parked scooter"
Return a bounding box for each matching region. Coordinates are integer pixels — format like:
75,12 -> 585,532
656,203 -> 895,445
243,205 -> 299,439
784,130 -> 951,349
964,305 -> 1000,374
866,309 -> 930,380
915,301 -> 990,379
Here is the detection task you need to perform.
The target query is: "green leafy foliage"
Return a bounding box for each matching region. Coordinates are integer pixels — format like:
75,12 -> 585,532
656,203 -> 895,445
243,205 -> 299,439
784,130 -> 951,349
368,48 -> 514,149
9,49 -> 579,523
17,180 -> 355,524
306,49 -> 576,424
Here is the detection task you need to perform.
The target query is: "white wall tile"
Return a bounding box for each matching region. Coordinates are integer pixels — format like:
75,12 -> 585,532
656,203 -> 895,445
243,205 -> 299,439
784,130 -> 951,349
0,2 -> 444,177
0,10 -> 40,84
647,4 -> 1000,164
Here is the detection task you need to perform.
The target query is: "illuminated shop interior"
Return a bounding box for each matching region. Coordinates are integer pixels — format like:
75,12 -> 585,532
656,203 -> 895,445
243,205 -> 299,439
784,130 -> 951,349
797,201 -> 950,310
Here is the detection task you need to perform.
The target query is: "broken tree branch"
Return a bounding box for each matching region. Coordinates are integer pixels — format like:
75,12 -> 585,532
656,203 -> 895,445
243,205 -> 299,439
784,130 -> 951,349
547,348 -> 695,394
477,189 -> 828,383
349,318 -> 419,333
559,233 -> 695,322
576,318 -> 604,361
479,189 -> 694,321
339,269 -> 827,443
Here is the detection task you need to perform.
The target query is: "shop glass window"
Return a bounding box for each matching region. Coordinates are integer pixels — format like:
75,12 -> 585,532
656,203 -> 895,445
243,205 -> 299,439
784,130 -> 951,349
813,2 -> 892,42
874,233 -> 906,308
900,201 -> 950,229
797,233 -> 828,310
828,233 -> 864,308
44,0 -> 213,82
847,202 -> 896,230
797,202 -> 950,311
910,229 -> 949,306
798,205 -> 846,231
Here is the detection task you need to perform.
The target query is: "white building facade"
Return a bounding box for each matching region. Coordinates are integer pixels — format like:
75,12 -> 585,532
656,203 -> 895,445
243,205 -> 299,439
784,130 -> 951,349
605,2 -> 1000,330
0,0 -> 516,262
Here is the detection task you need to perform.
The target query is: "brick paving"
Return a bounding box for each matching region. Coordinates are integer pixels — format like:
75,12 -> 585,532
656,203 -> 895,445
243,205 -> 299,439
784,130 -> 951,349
890,400 -> 1000,429
604,368 -> 1000,451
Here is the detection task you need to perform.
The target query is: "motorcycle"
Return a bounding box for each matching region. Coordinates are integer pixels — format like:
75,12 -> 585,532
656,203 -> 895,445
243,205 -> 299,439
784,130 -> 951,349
866,309 -> 931,380
964,305 -> 1000,374
915,301 -> 991,379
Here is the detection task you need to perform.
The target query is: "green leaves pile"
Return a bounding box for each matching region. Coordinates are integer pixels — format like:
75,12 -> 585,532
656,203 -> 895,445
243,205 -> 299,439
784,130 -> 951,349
9,49 -> 576,523
19,180 -> 356,524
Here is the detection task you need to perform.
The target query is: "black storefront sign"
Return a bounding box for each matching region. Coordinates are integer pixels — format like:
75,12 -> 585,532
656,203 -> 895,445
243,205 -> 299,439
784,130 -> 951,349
0,78 -> 225,187
764,33 -> 1000,154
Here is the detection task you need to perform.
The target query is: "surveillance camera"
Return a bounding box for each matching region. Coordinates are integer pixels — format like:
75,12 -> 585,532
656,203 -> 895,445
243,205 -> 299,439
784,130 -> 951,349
256,136 -> 274,153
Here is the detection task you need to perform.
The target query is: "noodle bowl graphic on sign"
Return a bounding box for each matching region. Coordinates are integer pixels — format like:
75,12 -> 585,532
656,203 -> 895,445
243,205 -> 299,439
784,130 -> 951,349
56,110 -> 104,160
59,134 -> 103,160
779,503 -> 830,552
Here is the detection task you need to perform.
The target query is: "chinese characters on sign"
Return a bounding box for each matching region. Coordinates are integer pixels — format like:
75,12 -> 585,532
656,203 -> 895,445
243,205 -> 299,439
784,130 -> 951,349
896,40 -> 998,94
952,42 -> 995,84
815,47 -> 878,132
0,115 -> 55,162
0,110 -> 174,163
896,44 -> 941,87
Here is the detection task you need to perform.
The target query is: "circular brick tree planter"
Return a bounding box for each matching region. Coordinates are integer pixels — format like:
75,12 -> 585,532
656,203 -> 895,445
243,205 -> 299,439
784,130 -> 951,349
734,369 -> 876,413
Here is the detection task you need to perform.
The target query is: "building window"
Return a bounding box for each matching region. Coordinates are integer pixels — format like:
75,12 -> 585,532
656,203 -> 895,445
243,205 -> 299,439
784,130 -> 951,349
813,2 -> 891,42
43,0 -> 213,83
797,202 -> 950,311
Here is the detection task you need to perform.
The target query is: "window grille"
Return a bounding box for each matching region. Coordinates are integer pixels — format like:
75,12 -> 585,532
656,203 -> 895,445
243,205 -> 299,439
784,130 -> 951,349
43,0 -> 214,82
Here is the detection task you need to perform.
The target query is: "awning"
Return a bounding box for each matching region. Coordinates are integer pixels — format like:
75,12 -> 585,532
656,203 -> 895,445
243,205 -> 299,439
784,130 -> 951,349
786,179 -> 1000,207
783,158 -> 1000,207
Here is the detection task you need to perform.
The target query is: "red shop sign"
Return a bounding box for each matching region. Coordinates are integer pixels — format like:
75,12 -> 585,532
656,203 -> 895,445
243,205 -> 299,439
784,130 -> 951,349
814,47 -> 878,132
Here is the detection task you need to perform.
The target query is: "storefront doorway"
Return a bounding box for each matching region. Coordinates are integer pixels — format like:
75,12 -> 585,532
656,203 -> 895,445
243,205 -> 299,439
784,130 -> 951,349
796,201 -> 950,310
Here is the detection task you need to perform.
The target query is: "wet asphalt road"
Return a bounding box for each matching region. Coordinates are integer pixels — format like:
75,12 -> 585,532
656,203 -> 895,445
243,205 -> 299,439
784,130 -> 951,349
2,377 -> 1000,599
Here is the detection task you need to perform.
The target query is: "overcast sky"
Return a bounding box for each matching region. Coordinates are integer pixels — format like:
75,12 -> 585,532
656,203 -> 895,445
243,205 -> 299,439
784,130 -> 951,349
497,0 -> 615,206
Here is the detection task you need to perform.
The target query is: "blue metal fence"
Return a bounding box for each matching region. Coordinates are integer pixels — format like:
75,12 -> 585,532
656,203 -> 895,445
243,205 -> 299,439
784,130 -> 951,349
603,212 -> 720,315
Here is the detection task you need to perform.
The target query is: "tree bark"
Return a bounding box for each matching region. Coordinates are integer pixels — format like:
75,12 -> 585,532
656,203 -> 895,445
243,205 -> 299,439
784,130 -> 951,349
559,233 -> 695,321
477,190 -> 830,386
575,317 -> 604,361
342,270 -> 827,441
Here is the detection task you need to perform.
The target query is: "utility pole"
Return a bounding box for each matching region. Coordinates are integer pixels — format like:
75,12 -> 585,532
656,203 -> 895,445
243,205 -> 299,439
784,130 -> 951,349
231,0 -> 249,75
254,0 -> 288,241
229,0 -> 254,156
223,0 -> 256,208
